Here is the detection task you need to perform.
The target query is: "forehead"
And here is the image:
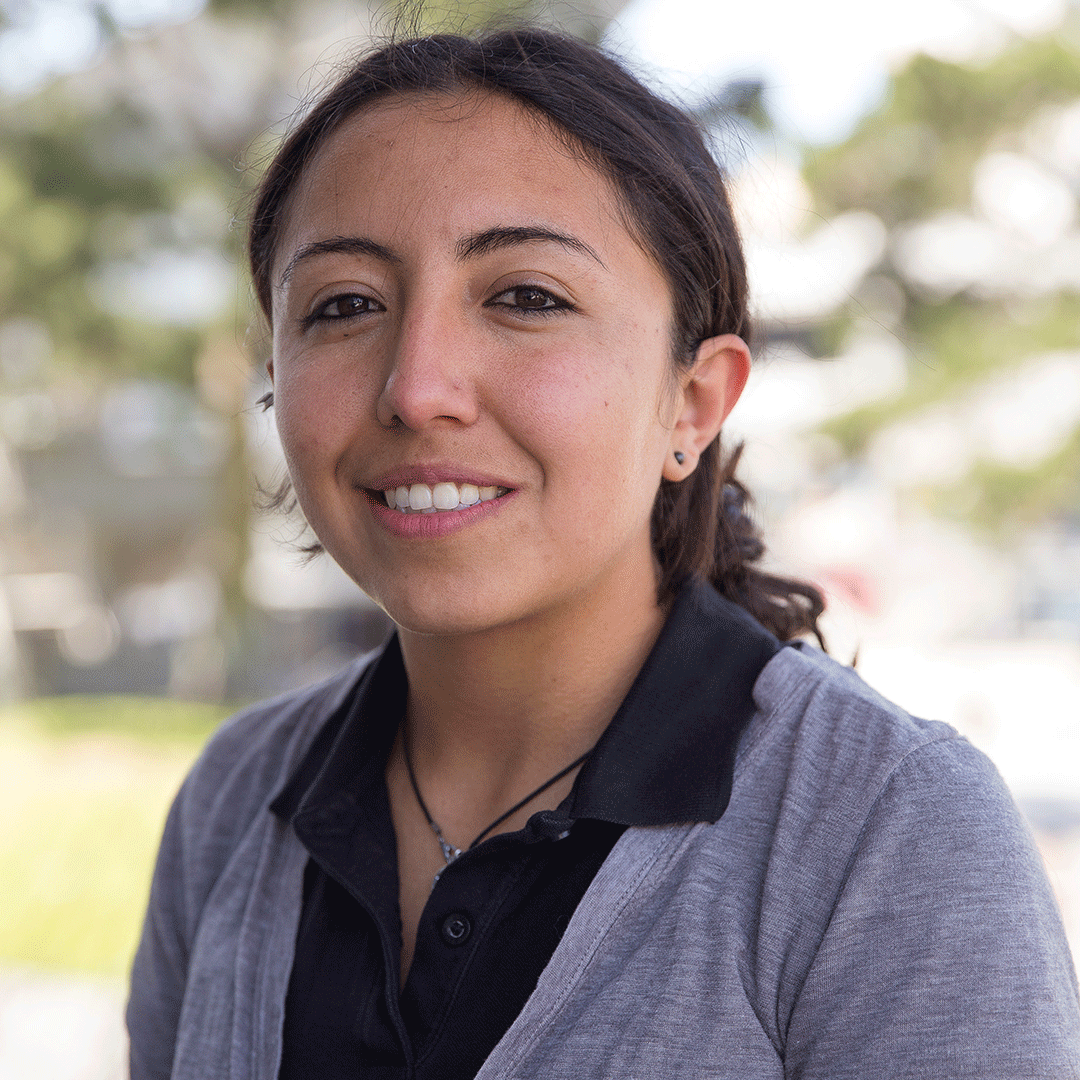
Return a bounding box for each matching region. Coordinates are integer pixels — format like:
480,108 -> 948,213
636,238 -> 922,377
274,90 -> 634,268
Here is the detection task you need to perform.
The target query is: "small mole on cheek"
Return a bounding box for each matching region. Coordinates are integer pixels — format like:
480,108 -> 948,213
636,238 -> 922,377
604,400 -> 609,407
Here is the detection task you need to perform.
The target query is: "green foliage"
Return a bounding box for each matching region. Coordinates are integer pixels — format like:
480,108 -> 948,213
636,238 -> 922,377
806,312 -> 854,359
804,31 -> 1080,535
824,294 -> 1080,454
11,126 -> 167,211
932,428 -> 1080,536
805,39 -> 1080,224
389,0 -> 536,34
0,90 -> 242,387
209,0 -> 290,14
0,762 -> 182,975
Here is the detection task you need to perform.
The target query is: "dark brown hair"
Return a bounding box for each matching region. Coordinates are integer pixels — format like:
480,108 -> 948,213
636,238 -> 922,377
248,28 -> 824,644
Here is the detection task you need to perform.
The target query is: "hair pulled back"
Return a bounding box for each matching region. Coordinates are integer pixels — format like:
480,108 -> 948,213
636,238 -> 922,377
249,28 -> 824,644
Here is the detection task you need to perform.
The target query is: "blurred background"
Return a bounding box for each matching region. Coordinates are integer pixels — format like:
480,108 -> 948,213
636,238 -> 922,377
0,0 -> 1078,1074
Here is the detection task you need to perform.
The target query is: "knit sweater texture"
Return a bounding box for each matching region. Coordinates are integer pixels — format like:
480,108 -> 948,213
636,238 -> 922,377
127,642 -> 1080,1079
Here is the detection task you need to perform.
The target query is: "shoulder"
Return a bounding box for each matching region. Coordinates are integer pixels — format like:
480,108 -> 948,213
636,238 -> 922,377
715,644 -> 1080,1070
721,640 -> 1052,968
741,641 -> 1031,858
750,640 -> 957,754
741,641 -> 979,814
734,642 -> 1042,902
127,650 -> 381,1076
169,652 -> 376,854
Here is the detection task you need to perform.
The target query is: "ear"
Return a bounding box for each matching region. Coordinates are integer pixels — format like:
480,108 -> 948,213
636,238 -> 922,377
662,334 -> 751,482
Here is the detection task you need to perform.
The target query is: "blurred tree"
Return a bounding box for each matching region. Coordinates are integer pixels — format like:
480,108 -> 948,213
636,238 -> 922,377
0,0 -> 629,696
808,39 -> 1080,224
804,25 -> 1080,535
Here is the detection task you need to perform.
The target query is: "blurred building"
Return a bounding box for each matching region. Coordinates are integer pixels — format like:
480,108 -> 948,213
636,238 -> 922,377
0,366 -> 394,700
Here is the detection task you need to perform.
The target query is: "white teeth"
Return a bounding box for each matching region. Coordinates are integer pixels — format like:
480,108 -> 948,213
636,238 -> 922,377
408,483 -> 433,510
432,482 -> 459,510
384,481 -> 508,513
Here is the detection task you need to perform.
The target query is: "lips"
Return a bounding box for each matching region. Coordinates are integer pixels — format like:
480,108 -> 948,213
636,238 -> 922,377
359,464 -> 517,536
383,481 -> 510,513
363,463 -> 515,513
365,482 -> 515,539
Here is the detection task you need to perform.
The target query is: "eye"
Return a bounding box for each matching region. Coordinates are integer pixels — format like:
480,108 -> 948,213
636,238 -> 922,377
303,292 -> 383,327
487,285 -> 574,316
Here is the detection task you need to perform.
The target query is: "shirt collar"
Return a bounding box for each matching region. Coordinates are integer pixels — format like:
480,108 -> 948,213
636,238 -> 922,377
269,636 -> 406,823
271,578 -> 779,829
564,577 -> 779,826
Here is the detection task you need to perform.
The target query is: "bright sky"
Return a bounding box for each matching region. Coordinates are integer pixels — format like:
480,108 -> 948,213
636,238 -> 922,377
608,0 -> 1072,143
0,0 -> 208,94
1,0 -> 1073,114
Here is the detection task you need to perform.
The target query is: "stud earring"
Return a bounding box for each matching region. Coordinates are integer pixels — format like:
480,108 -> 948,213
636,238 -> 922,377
673,451 -> 685,465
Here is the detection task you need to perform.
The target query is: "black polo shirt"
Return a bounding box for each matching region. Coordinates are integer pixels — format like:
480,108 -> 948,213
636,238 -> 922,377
271,580 -> 780,1080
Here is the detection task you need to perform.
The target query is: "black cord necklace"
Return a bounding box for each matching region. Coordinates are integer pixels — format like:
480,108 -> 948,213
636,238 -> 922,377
402,731 -> 592,886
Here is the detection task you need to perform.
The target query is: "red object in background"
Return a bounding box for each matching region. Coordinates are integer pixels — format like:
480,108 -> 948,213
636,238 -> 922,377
817,565 -> 880,616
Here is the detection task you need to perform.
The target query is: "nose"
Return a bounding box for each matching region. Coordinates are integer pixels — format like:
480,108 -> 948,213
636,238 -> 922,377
375,304 -> 480,430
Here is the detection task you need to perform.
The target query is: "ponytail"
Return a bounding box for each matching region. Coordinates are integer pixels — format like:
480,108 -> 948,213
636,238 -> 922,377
653,440 -> 825,645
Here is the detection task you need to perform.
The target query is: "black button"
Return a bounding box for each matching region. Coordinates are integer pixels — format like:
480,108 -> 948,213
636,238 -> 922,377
439,912 -> 472,946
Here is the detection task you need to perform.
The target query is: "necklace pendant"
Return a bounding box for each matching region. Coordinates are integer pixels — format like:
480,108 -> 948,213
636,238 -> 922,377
432,839 -> 462,890
405,735 -> 593,895
438,836 -> 463,865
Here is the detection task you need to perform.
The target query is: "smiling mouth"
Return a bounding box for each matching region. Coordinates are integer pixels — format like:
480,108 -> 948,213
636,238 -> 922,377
380,481 -> 511,513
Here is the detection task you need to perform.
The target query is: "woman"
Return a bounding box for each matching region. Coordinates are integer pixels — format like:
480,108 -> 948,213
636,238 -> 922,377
127,28 -> 1080,1080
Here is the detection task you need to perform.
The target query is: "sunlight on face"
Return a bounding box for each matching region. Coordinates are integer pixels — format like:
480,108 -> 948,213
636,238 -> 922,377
269,92 -> 684,636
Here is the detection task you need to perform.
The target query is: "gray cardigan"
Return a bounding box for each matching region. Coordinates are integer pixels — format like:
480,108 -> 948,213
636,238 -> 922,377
127,643 -> 1080,1079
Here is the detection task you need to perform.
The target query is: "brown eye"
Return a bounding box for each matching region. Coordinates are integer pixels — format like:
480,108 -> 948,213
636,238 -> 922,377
313,294 -> 383,321
487,285 -> 573,316
512,287 -> 557,309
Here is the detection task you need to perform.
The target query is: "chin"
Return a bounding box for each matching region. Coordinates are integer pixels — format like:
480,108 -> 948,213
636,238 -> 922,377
364,577 -> 529,639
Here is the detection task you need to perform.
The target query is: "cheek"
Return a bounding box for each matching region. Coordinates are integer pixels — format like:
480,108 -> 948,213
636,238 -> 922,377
272,371 -> 320,466
498,339 -> 670,495
272,362 -> 349,494
493,340 -> 612,451
273,347 -> 370,445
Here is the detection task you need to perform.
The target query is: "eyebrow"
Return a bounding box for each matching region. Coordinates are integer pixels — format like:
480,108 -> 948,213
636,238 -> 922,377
277,224 -> 605,289
455,225 -> 605,266
277,236 -> 400,289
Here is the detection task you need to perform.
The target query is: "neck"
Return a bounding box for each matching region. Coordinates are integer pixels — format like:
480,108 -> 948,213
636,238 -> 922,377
397,568 -> 668,802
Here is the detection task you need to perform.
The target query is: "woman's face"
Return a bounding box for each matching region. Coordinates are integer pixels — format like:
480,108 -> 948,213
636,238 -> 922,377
269,91 -> 692,635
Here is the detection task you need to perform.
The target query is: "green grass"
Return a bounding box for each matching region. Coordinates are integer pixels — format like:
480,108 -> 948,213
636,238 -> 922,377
12,694 -> 231,744
0,696 -> 234,976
